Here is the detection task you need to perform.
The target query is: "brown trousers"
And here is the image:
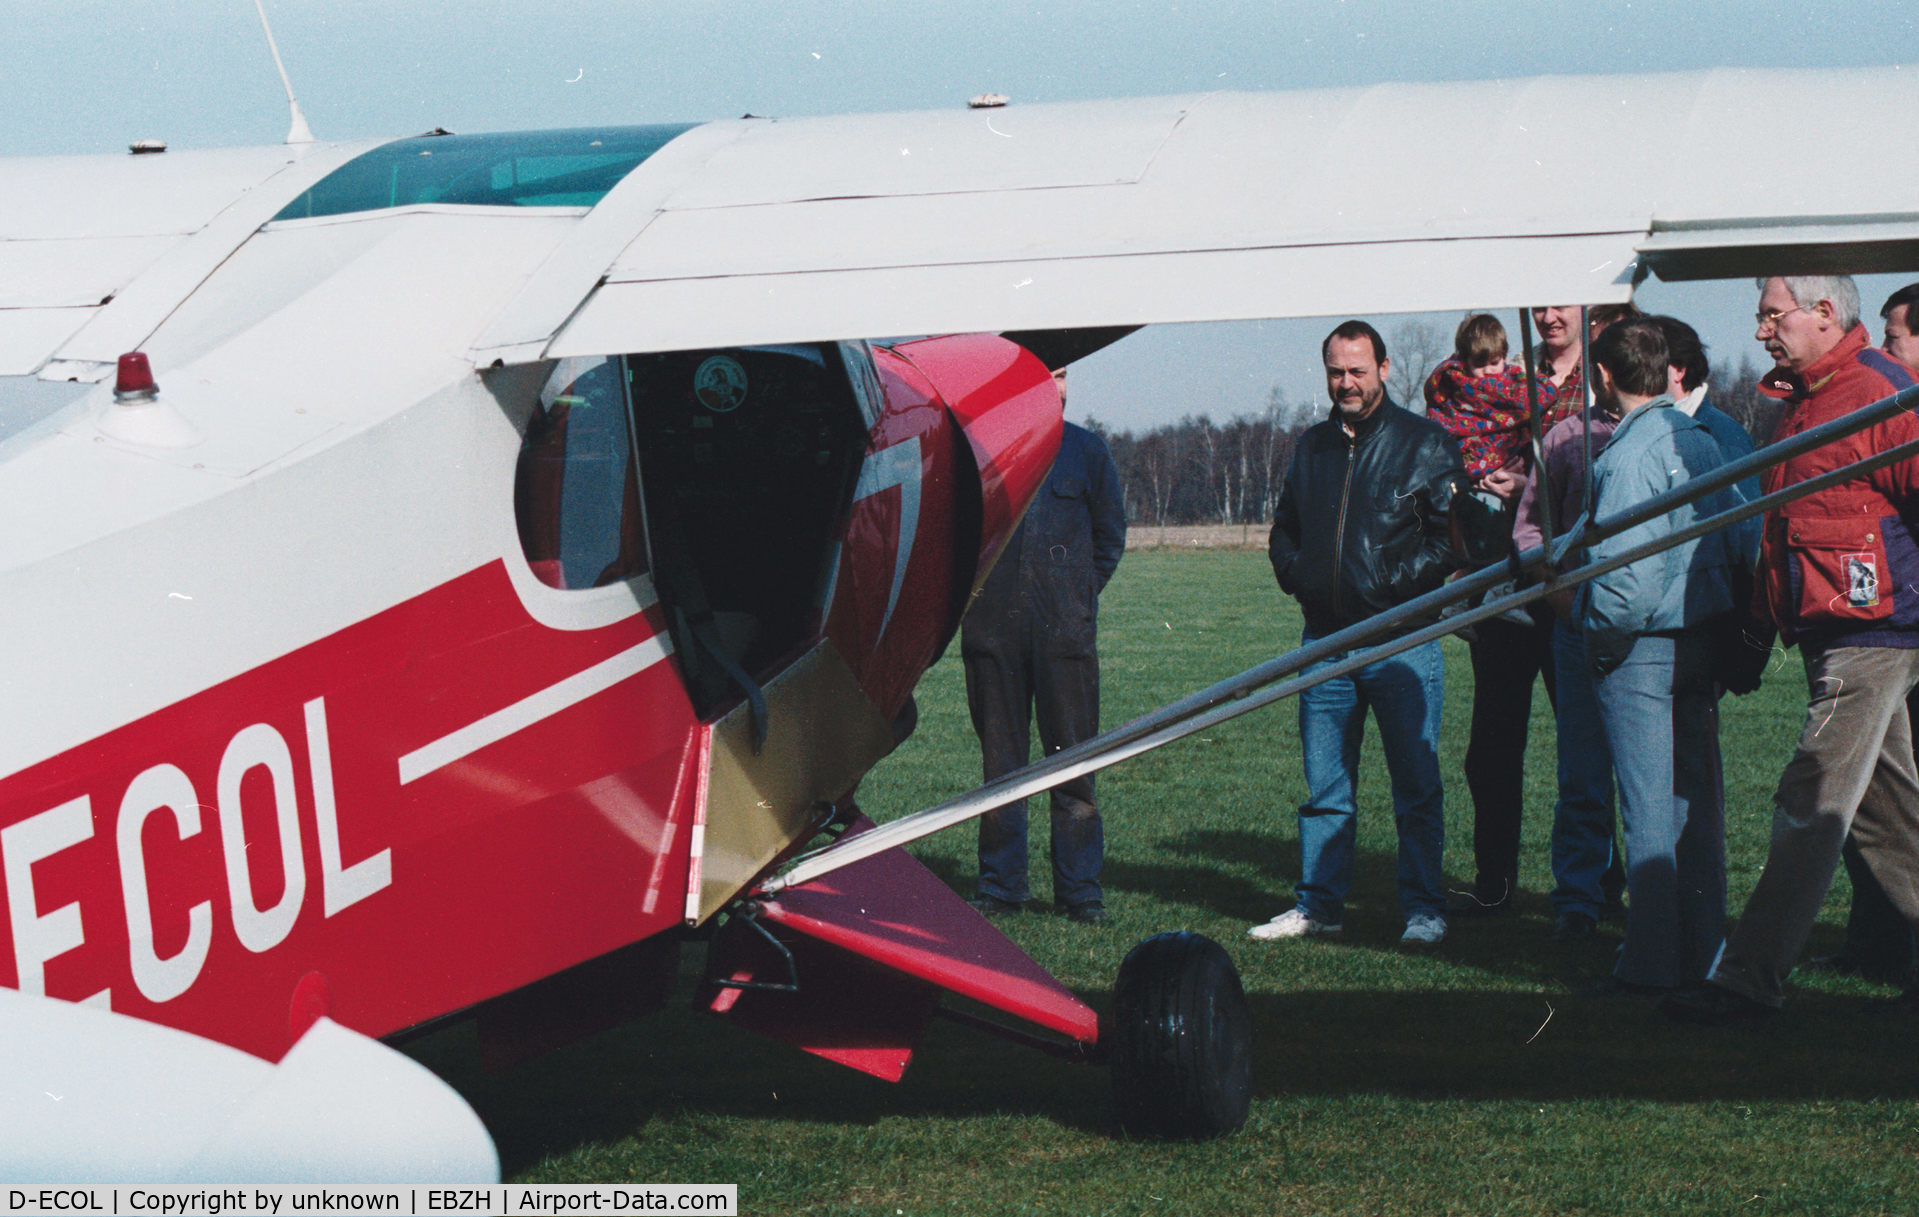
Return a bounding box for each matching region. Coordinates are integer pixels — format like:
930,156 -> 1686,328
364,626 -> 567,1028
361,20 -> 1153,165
1711,645 -> 1919,1005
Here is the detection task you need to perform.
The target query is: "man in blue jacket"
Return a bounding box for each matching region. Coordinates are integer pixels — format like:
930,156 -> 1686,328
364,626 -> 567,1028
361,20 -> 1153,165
961,373 -> 1127,924
1656,316 -> 1759,504
1580,316 -> 1752,995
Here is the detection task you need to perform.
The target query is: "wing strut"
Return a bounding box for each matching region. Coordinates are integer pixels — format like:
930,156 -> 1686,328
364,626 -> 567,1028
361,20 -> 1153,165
763,381 -> 1919,894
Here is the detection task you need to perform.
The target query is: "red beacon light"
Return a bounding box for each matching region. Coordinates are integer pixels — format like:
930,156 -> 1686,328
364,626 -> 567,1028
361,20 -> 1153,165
96,349 -> 201,449
114,351 -> 159,403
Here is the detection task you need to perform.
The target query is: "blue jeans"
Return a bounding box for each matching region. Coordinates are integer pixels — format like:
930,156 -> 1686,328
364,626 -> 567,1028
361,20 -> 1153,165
1592,630 -> 1726,988
1295,636 -> 1446,923
1550,621 -> 1618,917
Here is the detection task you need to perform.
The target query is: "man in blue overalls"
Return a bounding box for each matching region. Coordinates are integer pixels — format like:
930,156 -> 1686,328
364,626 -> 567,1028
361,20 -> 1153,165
962,372 -> 1128,923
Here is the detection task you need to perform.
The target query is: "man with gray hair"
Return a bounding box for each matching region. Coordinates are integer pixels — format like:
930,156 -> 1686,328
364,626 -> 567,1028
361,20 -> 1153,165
1664,275 -> 1919,1023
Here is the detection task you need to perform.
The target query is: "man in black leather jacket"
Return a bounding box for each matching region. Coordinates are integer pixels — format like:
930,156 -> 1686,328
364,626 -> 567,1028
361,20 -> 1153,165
961,378 -> 1127,925
1251,319 -> 1467,947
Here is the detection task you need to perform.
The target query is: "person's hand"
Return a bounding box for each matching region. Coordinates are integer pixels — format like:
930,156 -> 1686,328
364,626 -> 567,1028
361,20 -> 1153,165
1476,466 -> 1524,500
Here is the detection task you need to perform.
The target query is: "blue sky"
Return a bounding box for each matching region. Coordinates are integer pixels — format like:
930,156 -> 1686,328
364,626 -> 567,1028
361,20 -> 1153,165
7,1 -> 1915,429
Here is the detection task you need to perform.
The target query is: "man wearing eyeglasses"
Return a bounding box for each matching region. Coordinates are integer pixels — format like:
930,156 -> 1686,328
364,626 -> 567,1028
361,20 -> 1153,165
1664,275 -> 1919,1024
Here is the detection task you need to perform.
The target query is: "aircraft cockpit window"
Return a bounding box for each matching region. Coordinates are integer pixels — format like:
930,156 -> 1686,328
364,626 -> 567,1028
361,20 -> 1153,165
272,125 -> 696,221
838,340 -> 886,429
514,356 -> 646,591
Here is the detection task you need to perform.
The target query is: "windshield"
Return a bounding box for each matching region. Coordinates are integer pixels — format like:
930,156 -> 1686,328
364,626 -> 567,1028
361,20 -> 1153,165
272,125 -> 696,221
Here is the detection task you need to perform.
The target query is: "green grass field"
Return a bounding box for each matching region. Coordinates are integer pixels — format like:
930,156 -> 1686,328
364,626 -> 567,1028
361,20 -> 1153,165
418,551 -> 1919,1215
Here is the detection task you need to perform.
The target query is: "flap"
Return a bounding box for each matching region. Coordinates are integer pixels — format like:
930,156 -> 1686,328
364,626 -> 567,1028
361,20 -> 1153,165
550,232 -> 1644,359
1639,217 -> 1919,282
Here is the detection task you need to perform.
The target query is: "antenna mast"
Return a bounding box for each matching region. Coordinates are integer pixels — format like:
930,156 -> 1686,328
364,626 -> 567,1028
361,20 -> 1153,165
251,0 -> 315,144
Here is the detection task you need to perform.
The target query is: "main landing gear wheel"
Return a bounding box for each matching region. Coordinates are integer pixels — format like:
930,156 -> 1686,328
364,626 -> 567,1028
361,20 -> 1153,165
1109,931 -> 1252,1139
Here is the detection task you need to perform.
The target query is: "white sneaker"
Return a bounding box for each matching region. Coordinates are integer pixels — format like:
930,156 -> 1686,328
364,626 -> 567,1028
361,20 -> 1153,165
1400,912 -> 1447,945
1247,907 -> 1342,940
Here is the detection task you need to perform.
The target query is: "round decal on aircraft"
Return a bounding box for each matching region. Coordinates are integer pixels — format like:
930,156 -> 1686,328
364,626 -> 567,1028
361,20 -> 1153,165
694,355 -> 749,413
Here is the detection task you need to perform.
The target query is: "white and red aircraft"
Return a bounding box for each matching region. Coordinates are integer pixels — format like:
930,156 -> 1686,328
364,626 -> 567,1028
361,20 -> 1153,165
3,64 -> 1917,1175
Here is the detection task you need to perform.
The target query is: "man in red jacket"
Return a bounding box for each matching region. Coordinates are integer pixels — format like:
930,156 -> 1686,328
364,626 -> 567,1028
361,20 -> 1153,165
1809,282 -> 1919,988
1664,275 -> 1919,1023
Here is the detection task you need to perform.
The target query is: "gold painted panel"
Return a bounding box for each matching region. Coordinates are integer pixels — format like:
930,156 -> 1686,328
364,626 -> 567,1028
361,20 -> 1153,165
696,641 -> 896,922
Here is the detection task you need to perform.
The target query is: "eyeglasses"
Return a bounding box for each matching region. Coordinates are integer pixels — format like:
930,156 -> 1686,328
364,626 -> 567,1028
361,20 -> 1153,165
1755,305 -> 1806,329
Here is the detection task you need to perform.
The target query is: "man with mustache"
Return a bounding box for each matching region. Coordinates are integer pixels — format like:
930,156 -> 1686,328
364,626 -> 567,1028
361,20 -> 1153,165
1665,275 -> 1919,1023
1253,320 -> 1468,947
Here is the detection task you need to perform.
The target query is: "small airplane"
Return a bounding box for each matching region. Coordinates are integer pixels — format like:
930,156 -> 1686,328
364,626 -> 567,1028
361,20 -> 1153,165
3,59 -> 1918,1173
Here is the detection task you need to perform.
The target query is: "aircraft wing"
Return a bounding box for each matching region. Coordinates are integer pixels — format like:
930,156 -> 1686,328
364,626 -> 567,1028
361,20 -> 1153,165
0,140 -> 379,378
7,67 -> 1917,384
480,65 -> 1919,364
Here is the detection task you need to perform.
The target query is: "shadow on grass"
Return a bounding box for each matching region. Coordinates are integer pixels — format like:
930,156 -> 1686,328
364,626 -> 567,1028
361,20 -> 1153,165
413,951 -> 1919,1177
1116,832 -> 1627,986
412,994 -> 1115,1174
1250,986 -> 1919,1103
906,818 -> 1288,919
1138,828 -> 1427,920
1101,854 -> 1285,924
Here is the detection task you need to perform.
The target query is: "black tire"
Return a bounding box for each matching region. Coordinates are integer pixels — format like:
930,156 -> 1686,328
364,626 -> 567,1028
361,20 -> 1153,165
1109,931 -> 1252,1140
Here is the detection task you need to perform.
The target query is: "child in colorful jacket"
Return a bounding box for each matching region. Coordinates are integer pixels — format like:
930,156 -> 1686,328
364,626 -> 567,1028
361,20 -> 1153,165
1424,313 -> 1558,505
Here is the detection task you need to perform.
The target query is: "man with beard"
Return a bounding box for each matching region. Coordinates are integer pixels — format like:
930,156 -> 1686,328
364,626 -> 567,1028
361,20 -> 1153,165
1252,320 -> 1467,947
1665,275 -> 1919,1022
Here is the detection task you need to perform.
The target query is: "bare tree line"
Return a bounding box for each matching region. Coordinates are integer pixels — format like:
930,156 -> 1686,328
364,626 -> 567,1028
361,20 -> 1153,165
1094,399 -> 1302,528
